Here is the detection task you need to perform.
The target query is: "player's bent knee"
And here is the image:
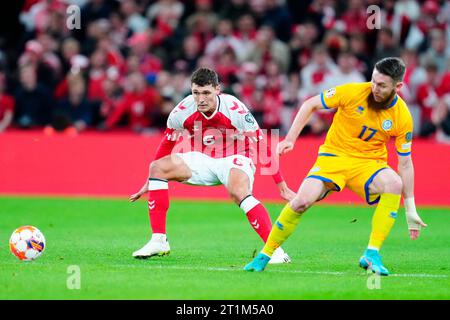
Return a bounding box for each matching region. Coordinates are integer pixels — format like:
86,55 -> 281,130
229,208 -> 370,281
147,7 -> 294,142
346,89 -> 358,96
290,196 -> 313,213
149,159 -> 171,179
228,169 -> 251,204
229,188 -> 251,205
385,176 -> 403,194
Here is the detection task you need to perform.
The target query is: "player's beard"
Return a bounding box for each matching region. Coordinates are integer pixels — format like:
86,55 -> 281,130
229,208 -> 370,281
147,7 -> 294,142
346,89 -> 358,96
367,90 -> 397,111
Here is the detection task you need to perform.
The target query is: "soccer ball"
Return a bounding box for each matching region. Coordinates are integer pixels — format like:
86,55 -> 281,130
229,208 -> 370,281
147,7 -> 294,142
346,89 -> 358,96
9,226 -> 46,261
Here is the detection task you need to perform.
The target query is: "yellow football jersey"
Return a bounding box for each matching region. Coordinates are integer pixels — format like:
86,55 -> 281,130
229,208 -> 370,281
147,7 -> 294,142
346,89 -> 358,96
319,82 -> 413,161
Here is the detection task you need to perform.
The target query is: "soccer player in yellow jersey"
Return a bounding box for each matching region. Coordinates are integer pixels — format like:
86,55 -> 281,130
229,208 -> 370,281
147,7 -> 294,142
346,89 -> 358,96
244,57 -> 427,275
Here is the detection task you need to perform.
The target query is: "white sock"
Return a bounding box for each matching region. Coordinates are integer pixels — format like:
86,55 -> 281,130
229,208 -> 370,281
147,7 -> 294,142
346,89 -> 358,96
148,178 -> 168,191
239,195 -> 260,213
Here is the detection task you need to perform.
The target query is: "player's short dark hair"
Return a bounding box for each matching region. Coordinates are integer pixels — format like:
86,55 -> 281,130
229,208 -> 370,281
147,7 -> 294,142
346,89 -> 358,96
374,57 -> 406,83
191,68 -> 219,87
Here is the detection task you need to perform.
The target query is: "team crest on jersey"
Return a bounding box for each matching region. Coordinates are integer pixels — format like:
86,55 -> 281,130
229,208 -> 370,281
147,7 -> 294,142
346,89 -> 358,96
382,119 -> 393,131
245,113 -> 255,124
325,88 -> 336,98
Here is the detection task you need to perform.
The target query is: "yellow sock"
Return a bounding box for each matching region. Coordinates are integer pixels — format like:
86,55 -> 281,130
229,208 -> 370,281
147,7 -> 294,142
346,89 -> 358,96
262,203 -> 303,256
368,193 -> 401,250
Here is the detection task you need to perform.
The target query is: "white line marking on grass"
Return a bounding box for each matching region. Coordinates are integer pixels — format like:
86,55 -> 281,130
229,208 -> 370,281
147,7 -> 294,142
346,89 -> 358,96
389,273 -> 449,278
133,265 -> 448,278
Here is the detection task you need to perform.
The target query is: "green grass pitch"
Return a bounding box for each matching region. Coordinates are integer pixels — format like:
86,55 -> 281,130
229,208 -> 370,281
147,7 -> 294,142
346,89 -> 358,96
0,196 -> 449,299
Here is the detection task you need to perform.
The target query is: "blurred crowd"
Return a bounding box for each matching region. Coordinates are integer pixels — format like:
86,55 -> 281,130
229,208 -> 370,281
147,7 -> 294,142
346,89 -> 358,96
0,0 -> 449,141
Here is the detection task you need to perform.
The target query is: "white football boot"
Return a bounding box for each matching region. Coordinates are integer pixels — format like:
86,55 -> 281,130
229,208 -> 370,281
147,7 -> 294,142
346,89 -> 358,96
268,247 -> 291,264
132,233 -> 171,258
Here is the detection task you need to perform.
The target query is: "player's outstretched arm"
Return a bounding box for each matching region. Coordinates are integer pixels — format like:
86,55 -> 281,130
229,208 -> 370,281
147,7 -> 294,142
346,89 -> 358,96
129,129 -> 178,202
278,95 -> 324,156
397,154 -> 427,240
129,180 -> 149,202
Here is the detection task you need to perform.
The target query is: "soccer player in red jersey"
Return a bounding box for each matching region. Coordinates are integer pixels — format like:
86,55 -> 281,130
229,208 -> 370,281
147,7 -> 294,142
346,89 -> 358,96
129,68 -> 295,263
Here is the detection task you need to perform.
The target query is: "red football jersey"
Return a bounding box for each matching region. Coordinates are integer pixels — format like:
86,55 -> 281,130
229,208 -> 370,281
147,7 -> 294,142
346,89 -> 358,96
154,93 -> 283,183
166,93 -> 262,159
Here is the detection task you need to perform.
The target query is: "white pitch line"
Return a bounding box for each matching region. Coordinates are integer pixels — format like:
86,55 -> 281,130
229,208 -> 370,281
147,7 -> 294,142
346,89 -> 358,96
389,273 -> 449,278
131,264 -> 449,278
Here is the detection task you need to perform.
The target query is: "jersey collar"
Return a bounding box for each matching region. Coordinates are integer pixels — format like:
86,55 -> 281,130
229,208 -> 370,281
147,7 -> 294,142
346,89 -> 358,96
200,95 -> 220,120
386,95 -> 398,109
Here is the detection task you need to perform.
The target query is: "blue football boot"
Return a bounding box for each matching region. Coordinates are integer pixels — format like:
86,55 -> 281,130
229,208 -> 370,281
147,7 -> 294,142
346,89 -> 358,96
359,249 -> 389,276
244,252 -> 271,272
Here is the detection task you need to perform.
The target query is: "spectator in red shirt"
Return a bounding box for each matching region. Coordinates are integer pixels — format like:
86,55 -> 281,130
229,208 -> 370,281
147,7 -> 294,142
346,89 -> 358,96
428,70 -> 450,140
261,76 -> 284,130
340,0 -> 369,35
233,62 -> 259,113
185,0 -> 217,52
54,54 -> 90,101
104,72 -> 161,133
98,67 -> 123,123
97,37 -> 126,74
401,48 -> 427,94
257,60 -> 286,130
0,72 -> 15,132
299,44 -> 338,101
87,49 -> 108,102
126,32 -> 162,78
146,0 -> 184,46
215,47 -> 240,89
436,88 -> 450,141
416,62 -> 442,137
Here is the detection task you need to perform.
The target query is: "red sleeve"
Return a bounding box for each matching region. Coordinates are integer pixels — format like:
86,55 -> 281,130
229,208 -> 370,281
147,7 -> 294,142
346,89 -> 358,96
154,128 -> 177,160
255,131 -> 284,185
265,141 -> 284,184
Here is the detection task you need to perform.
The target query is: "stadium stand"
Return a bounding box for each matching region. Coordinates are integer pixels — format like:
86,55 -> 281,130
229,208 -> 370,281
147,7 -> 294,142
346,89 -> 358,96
0,0 -> 449,140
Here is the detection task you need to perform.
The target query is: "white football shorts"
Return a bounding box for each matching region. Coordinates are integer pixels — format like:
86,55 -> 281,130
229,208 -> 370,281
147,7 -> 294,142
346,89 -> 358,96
175,152 -> 256,190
